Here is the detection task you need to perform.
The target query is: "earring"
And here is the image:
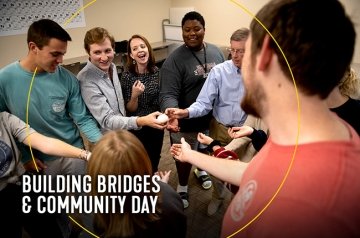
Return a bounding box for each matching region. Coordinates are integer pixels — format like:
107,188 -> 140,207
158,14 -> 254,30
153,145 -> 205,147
132,59 -> 136,65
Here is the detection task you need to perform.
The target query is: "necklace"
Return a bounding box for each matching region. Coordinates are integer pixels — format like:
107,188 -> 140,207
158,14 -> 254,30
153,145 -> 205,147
189,43 -> 208,78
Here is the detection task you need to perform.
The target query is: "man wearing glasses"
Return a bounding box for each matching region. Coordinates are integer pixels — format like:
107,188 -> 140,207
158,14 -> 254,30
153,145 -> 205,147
166,28 -> 249,216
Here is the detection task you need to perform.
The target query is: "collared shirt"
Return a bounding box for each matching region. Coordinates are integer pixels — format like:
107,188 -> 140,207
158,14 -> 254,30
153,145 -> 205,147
188,60 -> 247,127
77,61 -> 139,133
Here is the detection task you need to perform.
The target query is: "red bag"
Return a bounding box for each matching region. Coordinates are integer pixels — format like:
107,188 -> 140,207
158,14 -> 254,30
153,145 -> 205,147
212,147 -> 239,194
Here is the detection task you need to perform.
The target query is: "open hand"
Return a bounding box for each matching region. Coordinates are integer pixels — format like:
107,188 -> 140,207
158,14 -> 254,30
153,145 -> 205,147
154,170 -> 172,183
170,137 -> 191,162
166,117 -> 180,133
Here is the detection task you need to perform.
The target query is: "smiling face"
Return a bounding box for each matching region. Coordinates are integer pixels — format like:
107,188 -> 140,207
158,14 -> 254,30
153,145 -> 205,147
129,37 -> 149,66
31,38 -> 67,73
88,37 -> 114,72
182,19 -> 205,51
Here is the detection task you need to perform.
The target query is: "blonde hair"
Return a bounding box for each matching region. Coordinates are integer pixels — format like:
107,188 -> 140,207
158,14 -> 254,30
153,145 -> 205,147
338,67 -> 360,99
88,130 -> 160,237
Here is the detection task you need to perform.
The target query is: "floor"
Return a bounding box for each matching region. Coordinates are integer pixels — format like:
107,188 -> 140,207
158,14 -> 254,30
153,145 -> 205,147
158,131 -> 232,238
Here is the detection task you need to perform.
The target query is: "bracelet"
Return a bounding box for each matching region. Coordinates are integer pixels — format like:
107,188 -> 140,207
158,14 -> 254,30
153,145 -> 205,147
79,149 -> 91,161
207,140 -> 221,152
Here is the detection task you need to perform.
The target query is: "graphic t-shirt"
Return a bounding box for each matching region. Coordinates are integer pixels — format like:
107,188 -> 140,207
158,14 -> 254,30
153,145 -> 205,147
0,112 -> 35,190
222,123 -> 360,238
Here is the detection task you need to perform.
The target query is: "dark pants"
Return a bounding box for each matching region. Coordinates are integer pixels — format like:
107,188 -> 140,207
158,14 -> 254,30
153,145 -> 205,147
130,126 -> 164,173
1,182 -> 64,238
170,131 -> 208,186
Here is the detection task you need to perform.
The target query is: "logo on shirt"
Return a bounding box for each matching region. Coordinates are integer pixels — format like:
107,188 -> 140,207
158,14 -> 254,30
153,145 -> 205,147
230,180 -> 257,221
52,100 -> 65,113
0,140 -> 13,176
194,62 -> 216,78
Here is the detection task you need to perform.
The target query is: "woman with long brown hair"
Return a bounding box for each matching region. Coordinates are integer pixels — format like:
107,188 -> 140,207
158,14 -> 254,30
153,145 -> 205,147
88,130 -> 186,238
121,34 -> 165,172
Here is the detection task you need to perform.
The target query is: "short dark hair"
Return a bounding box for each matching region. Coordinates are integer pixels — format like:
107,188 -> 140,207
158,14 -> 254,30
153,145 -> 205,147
250,0 -> 355,99
181,11 -> 205,28
27,19 -> 71,49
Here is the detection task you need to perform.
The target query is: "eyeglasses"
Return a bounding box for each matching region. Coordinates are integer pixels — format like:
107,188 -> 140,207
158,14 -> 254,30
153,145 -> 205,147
227,48 -> 245,55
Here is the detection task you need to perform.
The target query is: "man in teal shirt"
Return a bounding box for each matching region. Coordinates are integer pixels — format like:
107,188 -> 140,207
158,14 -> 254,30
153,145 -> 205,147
0,18 -> 101,237
0,19 -> 101,174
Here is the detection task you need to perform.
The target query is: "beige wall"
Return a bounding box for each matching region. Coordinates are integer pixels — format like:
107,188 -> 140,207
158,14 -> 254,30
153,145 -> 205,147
0,0 -> 359,68
171,0 -> 360,64
0,0 -> 171,68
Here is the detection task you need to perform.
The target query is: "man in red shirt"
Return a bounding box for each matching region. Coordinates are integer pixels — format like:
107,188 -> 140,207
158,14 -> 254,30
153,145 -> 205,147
170,0 -> 360,237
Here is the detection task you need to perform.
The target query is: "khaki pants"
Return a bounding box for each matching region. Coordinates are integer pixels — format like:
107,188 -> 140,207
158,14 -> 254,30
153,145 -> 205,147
209,118 -> 233,146
208,118 -> 233,200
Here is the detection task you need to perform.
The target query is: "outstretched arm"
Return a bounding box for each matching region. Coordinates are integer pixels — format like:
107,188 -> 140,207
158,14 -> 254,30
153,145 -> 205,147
23,132 -> 89,160
22,132 -> 90,172
228,126 -> 268,151
171,138 -> 248,185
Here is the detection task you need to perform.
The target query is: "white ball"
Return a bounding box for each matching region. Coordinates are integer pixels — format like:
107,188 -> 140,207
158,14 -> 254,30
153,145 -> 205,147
156,114 -> 169,124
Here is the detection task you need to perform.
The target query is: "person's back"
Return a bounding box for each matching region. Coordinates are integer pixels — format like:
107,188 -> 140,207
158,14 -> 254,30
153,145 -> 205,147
88,130 -> 186,238
129,181 -> 187,238
223,124 -> 360,237
221,0 -> 360,237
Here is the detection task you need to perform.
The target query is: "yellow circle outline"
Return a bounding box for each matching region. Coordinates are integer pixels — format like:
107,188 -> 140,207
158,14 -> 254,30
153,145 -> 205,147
25,0 -> 99,237
23,0 -> 300,237
226,0 -> 300,237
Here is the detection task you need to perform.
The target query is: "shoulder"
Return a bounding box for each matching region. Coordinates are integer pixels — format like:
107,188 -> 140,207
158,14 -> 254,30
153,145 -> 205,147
0,111 -> 10,123
77,63 -> 93,82
158,182 -> 183,210
213,60 -> 232,69
57,66 -> 79,83
206,43 -> 222,52
0,62 -> 22,82
0,61 -> 18,73
206,43 -> 225,60
166,44 -> 188,60
209,60 -> 233,78
1,111 -> 18,123
0,111 -> 29,132
156,182 -> 186,235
